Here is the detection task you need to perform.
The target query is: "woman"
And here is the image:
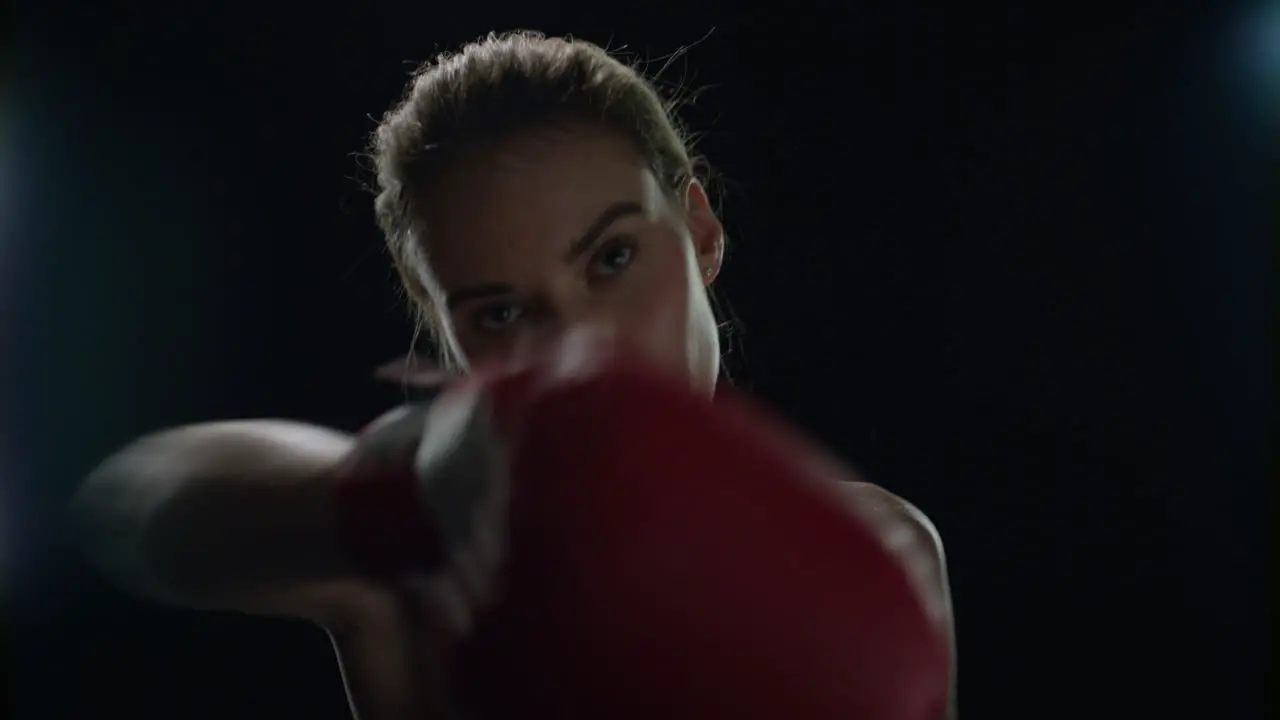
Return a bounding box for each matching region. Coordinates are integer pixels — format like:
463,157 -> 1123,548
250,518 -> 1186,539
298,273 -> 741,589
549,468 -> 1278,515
73,31 -> 956,719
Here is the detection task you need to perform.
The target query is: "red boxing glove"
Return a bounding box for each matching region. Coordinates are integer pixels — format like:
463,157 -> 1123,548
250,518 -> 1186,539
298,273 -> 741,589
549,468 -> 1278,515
332,397 -> 508,580
334,337 -> 947,720
445,349 -> 947,720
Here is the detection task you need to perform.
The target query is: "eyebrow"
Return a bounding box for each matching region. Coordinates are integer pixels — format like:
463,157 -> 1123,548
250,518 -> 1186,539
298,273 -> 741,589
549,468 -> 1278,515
444,200 -> 645,311
445,282 -> 516,310
561,200 -> 645,263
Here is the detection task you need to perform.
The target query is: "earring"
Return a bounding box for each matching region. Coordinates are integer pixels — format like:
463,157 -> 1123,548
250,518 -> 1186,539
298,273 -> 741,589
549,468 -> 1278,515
703,267 -> 714,279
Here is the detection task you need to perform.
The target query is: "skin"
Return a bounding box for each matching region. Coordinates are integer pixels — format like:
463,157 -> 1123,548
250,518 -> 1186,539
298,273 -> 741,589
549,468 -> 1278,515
346,124 -> 956,718
415,125 -> 724,389
76,123 -> 955,720
331,128 -> 732,717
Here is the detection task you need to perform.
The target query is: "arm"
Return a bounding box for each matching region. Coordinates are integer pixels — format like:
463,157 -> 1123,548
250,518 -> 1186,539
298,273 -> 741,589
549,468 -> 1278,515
69,420 -> 359,622
70,419 -> 458,719
842,482 -> 958,720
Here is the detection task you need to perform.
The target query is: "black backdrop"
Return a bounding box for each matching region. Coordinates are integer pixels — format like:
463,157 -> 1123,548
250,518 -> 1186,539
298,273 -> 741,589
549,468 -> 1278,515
6,1 -> 1271,718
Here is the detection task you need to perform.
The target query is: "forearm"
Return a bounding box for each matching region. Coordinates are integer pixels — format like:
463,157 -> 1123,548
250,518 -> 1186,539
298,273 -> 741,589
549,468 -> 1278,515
71,420 -> 357,615
326,588 -> 458,720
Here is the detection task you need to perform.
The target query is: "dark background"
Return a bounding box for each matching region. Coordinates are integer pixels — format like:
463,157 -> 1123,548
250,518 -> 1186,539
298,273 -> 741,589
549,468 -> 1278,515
5,1 -> 1272,718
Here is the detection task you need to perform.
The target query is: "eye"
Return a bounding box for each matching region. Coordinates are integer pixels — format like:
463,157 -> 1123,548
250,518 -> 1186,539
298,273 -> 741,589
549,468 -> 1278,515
589,237 -> 638,278
473,303 -> 524,332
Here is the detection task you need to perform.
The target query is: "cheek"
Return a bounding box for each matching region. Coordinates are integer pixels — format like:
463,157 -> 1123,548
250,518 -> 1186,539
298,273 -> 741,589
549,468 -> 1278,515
615,245 -> 699,372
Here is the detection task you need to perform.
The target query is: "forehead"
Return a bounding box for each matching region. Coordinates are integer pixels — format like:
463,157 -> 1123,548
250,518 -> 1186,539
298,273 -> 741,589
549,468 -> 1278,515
419,128 -> 667,284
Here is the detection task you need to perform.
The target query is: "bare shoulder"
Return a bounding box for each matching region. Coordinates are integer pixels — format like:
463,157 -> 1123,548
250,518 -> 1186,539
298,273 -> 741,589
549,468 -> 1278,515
839,481 -> 946,554
839,481 -> 958,719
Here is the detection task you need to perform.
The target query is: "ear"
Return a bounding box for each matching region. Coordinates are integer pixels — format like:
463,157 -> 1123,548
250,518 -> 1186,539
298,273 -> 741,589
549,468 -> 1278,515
683,179 -> 725,285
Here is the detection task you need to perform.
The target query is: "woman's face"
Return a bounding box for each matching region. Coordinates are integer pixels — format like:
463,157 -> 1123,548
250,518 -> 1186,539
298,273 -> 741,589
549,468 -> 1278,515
414,126 -> 725,394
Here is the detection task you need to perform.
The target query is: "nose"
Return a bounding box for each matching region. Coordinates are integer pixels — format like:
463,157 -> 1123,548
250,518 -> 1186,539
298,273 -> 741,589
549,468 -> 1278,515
520,293 -> 620,359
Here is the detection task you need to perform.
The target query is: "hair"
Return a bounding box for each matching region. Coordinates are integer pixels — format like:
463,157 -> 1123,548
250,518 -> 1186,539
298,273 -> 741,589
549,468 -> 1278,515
369,30 -> 718,365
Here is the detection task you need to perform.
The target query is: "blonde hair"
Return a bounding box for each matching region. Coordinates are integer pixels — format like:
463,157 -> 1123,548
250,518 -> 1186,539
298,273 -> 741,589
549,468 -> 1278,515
369,31 -> 710,364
